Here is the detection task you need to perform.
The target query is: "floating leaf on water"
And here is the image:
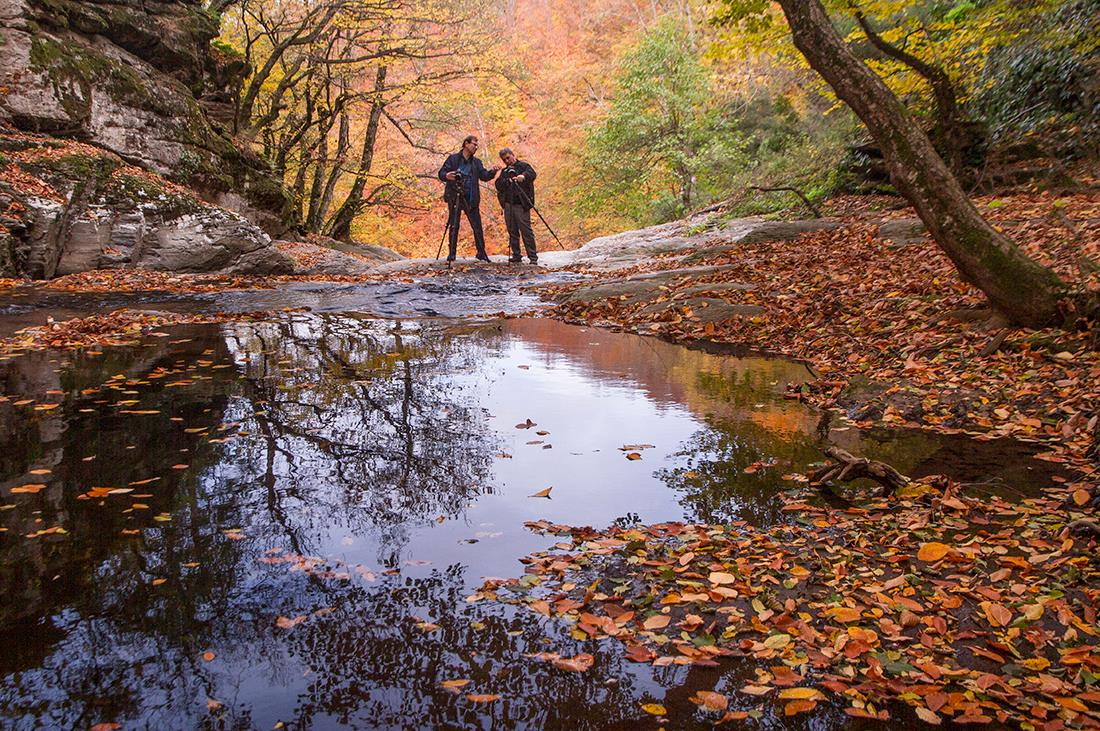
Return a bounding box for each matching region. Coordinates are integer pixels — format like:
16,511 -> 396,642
276,615 -> 307,630
640,703 -> 666,716
10,483 -> 47,494
784,699 -> 816,716
690,690 -> 728,711
552,653 -> 594,672
529,487 -> 552,498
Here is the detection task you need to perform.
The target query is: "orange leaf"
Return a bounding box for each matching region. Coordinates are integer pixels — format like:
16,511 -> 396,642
691,690 -> 728,711
643,614 -> 671,630
916,542 -> 950,562
466,694 -> 501,703
784,699 -> 817,715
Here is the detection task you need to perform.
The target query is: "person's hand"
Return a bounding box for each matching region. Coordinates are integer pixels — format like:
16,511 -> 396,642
490,165 -> 501,173
445,171 -> 458,181
513,174 -> 525,183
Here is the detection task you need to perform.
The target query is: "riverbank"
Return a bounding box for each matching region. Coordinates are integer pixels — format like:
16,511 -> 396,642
535,185 -> 1100,478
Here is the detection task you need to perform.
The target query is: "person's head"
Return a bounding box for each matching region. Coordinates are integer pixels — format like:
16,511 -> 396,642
461,135 -> 479,156
499,148 -> 517,166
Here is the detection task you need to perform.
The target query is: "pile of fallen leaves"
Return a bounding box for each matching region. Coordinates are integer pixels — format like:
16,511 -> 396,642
42,269 -> 282,293
545,194 -> 1100,469
0,308 -> 297,355
275,239 -> 330,270
478,480 -> 1099,728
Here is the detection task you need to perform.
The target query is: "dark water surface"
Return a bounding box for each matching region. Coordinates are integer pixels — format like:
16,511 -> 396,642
0,315 -> 1060,729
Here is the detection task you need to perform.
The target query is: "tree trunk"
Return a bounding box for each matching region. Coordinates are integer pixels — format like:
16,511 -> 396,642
854,11 -> 965,177
775,0 -> 1071,328
326,65 -> 388,241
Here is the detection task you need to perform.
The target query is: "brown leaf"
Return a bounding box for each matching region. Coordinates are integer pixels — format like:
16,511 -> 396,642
552,653 -> 594,672
690,690 -> 728,711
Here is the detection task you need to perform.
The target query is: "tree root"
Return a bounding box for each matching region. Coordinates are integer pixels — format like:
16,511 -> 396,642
810,446 -> 910,497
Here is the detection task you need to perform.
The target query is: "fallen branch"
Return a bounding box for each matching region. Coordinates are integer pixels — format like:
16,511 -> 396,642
810,446 -> 910,496
1069,519 -> 1100,539
749,185 -> 822,218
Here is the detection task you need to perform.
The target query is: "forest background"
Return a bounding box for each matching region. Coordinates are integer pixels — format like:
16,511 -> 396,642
212,0 -> 1100,257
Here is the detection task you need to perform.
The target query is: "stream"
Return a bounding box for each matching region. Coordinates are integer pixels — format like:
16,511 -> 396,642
0,274 -> 1062,729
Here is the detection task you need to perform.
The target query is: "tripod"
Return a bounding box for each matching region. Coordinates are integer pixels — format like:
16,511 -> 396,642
507,177 -> 565,250
435,180 -> 470,262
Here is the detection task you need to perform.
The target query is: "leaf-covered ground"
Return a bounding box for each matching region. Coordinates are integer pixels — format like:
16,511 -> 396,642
477,479 -> 1099,728
494,186 -> 1100,727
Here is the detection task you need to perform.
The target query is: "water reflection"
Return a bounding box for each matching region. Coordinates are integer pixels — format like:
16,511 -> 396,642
0,315 -> 1061,729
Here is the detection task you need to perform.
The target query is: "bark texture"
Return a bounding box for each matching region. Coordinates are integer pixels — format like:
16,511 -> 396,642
776,0 -> 1070,328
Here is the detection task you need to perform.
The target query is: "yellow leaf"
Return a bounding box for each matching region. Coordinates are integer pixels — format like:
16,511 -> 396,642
764,633 -> 791,649
1022,603 -> 1045,621
778,688 -> 823,700
826,606 -> 862,623
640,703 -> 666,716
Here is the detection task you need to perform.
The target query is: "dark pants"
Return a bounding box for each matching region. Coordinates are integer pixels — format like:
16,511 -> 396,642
502,202 -> 537,261
447,201 -> 486,259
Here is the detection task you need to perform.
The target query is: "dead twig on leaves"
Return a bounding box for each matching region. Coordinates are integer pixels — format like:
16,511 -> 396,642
749,185 -> 823,218
810,446 -> 910,496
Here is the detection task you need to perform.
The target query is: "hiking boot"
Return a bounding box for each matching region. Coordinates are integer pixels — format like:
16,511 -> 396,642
475,254 -> 491,263
508,257 -> 522,264
528,257 -> 538,265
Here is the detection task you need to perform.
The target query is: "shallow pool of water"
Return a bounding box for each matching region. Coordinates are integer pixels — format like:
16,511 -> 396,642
0,316 -> 1061,729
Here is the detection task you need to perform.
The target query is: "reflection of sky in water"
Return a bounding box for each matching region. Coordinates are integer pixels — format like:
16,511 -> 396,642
0,316 -> 1060,730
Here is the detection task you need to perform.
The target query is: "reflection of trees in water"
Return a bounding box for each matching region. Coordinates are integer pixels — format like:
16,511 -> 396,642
218,315 -> 501,563
271,567 -> 643,729
658,417 -> 821,527
0,315 -> 517,728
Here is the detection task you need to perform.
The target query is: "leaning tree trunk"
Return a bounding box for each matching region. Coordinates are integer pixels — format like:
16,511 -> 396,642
775,0 -> 1071,328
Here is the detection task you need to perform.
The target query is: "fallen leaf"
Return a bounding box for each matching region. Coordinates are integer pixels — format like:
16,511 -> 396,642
691,690 -> 728,711
643,614 -> 671,630
916,542 -> 951,562
784,699 -> 817,715
552,653 -> 594,672
466,694 -> 501,703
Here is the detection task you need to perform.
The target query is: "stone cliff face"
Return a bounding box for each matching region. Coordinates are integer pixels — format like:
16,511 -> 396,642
0,135 -> 294,277
0,0 -> 300,277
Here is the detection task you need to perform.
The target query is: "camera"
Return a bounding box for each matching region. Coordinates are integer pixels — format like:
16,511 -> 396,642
451,170 -> 464,180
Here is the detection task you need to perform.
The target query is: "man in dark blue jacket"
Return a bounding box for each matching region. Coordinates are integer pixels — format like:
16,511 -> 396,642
437,135 -> 499,262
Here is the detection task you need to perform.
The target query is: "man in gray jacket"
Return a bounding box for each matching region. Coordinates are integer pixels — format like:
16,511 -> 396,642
494,148 -> 538,264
